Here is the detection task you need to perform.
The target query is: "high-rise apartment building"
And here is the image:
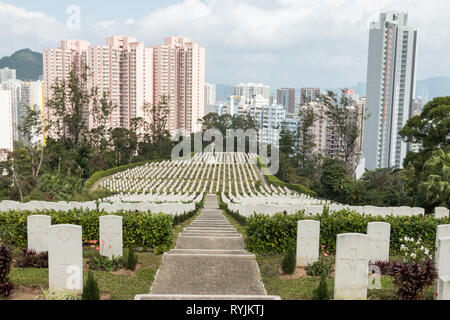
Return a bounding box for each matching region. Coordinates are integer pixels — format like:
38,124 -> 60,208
43,36 -> 205,136
0,68 -> 16,83
277,88 -> 295,113
151,37 -> 205,135
364,12 -> 418,170
234,83 -> 270,104
300,88 -> 320,105
205,83 -> 216,108
0,90 -> 13,153
299,98 -> 365,174
1,80 -> 22,141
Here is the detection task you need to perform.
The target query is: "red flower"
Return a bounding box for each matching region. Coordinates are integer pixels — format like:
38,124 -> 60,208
96,246 -> 100,251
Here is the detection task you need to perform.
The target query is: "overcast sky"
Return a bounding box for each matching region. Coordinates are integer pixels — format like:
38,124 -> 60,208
1,0 -> 449,89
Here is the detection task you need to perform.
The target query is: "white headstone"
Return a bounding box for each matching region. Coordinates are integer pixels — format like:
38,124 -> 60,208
48,225 -> 83,293
296,220 -> 320,267
436,225 -> 450,248
27,215 -> 51,253
435,237 -> 450,278
436,276 -> 450,300
100,215 -> 123,259
367,222 -> 390,262
334,233 -> 369,300
435,207 -> 449,219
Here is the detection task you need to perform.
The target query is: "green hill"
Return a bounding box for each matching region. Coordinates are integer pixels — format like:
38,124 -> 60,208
0,49 -> 43,81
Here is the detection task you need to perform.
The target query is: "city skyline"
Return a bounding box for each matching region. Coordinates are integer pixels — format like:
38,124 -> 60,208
0,1 -> 449,90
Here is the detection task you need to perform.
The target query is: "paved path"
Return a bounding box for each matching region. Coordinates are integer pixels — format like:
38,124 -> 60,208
135,194 -> 280,300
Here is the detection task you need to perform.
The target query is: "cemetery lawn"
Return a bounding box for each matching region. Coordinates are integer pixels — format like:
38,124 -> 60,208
5,249 -> 163,300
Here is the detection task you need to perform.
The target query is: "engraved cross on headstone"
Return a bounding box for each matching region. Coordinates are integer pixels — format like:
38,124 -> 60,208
30,223 -> 46,249
341,243 -> 367,283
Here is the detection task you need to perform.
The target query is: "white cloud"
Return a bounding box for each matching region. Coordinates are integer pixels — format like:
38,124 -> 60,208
100,0 -> 450,87
1,0 -> 450,88
95,20 -> 117,29
0,2 -> 66,49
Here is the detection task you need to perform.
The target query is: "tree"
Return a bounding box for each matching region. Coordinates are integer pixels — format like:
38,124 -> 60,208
297,104 -> 318,179
110,127 -> 138,166
279,126 -> 296,158
399,96 -> 450,154
319,158 -> 349,202
138,96 -> 174,160
276,153 -> 297,183
417,149 -> 450,209
18,105 -> 45,179
321,90 -> 364,177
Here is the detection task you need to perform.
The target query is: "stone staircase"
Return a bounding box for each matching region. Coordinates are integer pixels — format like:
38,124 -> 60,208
135,194 -> 280,300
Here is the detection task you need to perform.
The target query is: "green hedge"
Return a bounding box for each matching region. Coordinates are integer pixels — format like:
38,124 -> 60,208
84,159 -> 165,191
0,209 -> 173,249
228,207 -> 450,256
256,158 -> 317,197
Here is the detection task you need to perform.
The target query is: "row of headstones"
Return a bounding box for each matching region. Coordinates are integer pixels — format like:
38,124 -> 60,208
100,192 -> 196,203
222,196 -> 449,219
296,220 -> 450,300
0,200 -> 97,212
101,153 -> 262,195
27,214 -> 123,293
98,201 -> 196,215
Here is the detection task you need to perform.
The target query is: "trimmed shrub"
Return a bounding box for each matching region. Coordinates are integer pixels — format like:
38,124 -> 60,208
243,210 -> 450,255
312,273 -> 331,300
82,271 -> 100,300
125,247 -> 138,271
0,244 -> 14,297
281,246 -> 296,275
0,210 -> 173,250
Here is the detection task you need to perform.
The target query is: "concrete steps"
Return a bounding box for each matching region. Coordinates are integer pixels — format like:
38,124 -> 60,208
135,194 -> 281,300
149,254 -> 266,295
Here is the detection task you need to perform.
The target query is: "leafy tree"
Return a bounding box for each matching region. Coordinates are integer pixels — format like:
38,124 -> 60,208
319,158 -> 349,202
297,104 -> 318,179
321,90 -> 365,177
417,149 -> 450,208
111,128 -> 138,166
276,153 -> 298,183
279,126 -> 296,158
18,105 -> 45,179
399,96 -> 450,154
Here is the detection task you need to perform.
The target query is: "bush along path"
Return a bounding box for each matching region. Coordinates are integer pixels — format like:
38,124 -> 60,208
135,194 -> 280,300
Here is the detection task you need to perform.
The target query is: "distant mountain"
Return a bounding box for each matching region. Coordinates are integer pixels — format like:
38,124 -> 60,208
416,77 -> 450,101
0,49 -> 43,81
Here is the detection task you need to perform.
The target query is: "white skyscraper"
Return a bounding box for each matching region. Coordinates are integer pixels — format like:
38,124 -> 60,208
0,90 -> 13,153
364,12 -> 418,170
0,68 -> 16,83
205,83 -> 216,107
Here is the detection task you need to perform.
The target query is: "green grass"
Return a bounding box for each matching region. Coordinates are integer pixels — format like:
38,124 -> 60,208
7,250 -> 162,300
256,254 -> 436,300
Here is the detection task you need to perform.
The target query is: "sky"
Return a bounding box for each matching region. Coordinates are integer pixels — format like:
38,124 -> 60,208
1,0 -> 450,89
